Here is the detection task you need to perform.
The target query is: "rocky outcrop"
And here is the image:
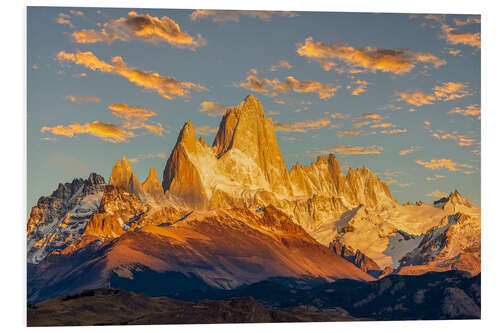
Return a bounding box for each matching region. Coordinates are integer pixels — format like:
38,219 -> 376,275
142,168 -> 165,204
109,156 -> 145,200
27,173 -> 106,264
397,212 -> 481,276
433,190 -> 472,210
329,236 -> 382,277
84,185 -> 149,239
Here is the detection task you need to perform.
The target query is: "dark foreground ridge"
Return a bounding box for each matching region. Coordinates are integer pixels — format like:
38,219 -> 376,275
27,288 -> 360,326
27,270 -> 479,326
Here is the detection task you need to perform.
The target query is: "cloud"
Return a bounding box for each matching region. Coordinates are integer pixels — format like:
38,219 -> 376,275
196,125 -> 218,135
352,113 -> 383,128
425,15 -> 480,49
274,117 -> 331,133
66,95 -> 101,103
330,112 -> 349,119
381,128 -> 407,135
426,174 -> 445,181
72,11 -> 205,50
396,81 -> 471,106
55,13 -> 74,28
350,80 -> 370,96
269,60 -> 293,71
416,158 -> 473,172
41,121 -> 135,143
396,90 -> 435,106
399,146 -> 420,155
266,110 -> 280,116
237,74 -> 339,99
199,101 -> 230,117
315,145 -> 383,156
448,104 -> 481,119
129,152 -> 167,163
337,129 -> 361,138
370,122 -> 394,129
108,103 -> 164,136
296,37 -> 446,74
57,50 -> 207,100
424,122 -> 479,147
433,82 -> 471,101
441,23 -> 480,49
190,10 -> 298,23
426,189 -> 449,198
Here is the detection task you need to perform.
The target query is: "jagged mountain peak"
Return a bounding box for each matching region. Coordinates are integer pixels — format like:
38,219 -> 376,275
109,156 -> 144,200
434,189 -> 471,210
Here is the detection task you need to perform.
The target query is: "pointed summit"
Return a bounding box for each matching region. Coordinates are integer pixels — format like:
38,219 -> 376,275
212,95 -> 293,196
109,156 -> 145,200
142,168 -> 165,204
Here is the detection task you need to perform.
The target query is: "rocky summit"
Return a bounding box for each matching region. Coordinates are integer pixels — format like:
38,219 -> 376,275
27,95 -> 480,305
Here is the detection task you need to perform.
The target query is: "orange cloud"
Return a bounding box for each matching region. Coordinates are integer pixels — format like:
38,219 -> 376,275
57,51 -> 207,100
370,122 -> 394,129
237,74 -> 339,99
72,11 -> 205,50
269,60 -> 293,71
327,145 -> 383,155
441,23 -> 480,49
396,81 -> 471,106
396,90 -> 436,106
426,174 -> 445,181
330,112 -> 349,119
433,82 -> 471,101
350,80 -> 370,96
296,37 -> 446,74
448,104 -> 481,119
381,128 -> 407,135
426,189 -> 449,198
108,103 -> 164,136
55,13 -> 74,28
190,10 -> 298,23
66,95 -> 101,103
399,146 -> 420,155
199,101 -> 230,117
416,158 -> 473,172
195,125 -> 218,135
41,121 -> 135,143
274,117 -> 331,133
337,129 -> 360,139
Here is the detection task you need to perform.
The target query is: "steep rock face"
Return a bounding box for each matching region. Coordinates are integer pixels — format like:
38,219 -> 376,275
142,168 -> 165,204
161,95 -> 397,239
213,94 -> 294,197
109,156 -> 145,200
162,121 -> 210,209
397,212 -> 481,276
84,185 -> 149,239
27,173 -> 106,264
329,236 -> 381,277
434,190 -> 472,211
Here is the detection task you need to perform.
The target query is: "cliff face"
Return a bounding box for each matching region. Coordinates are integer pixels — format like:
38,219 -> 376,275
161,94 -> 397,237
27,173 -> 106,264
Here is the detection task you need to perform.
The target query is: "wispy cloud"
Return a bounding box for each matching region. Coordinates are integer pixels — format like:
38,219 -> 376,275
399,146 -> 420,155
274,117 -> 331,133
57,50 -> 207,100
448,104 -> 481,119
190,10 -> 298,23
41,121 -> 135,143
72,11 -> 206,50
199,101 -> 231,117
313,145 -> 383,156
195,125 -> 218,135
425,15 -> 481,49
269,60 -> 292,71
337,129 -> 361,139
296,37 -> 446,74
425,174 -> 445,181
396,81 -> 471,106
66,95 -> 101,103
425,189 -> 449,198
237,74 -> 340,99
108,103 -> 164,136
416,158 -> 474,172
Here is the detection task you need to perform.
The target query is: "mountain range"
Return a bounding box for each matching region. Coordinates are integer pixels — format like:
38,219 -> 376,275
27,95 -> 480,317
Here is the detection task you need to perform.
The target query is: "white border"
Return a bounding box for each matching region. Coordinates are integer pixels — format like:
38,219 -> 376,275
2,0 -> 499,332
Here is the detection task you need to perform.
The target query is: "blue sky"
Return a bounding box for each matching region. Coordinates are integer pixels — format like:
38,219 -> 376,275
27,7 -> 480,209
